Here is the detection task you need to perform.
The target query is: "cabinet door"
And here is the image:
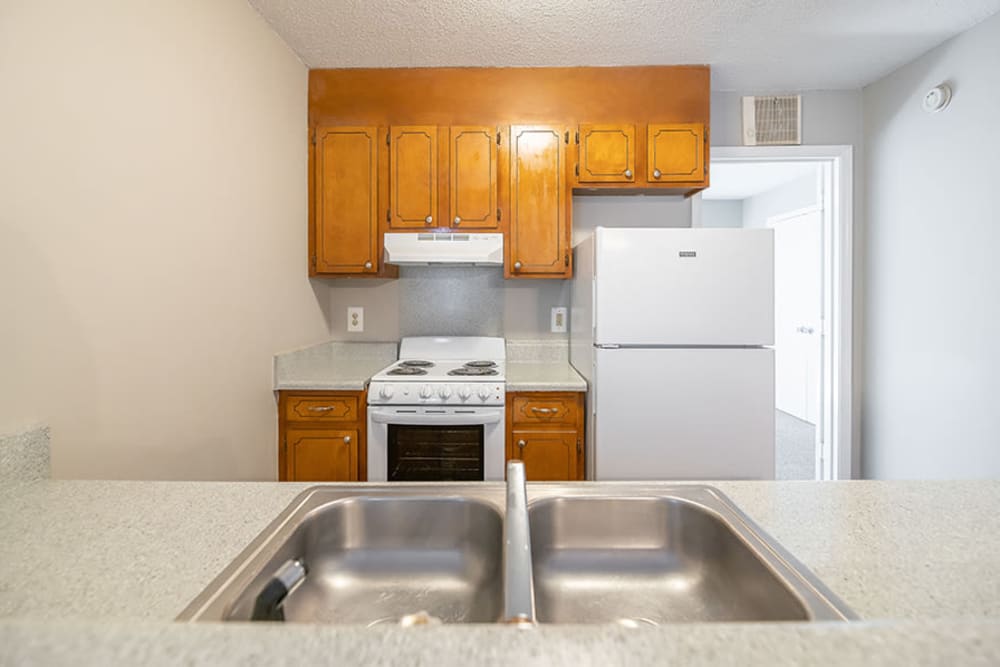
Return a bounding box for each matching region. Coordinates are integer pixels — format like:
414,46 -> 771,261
449,126 -> 498,229
389,125 -> 438,229
509,125 -> 569,277
285,428 -> 359,482
578,124 -> 635,183
647,123 -> 706,184
511,431 -> 581,481
314,126 -> 378,274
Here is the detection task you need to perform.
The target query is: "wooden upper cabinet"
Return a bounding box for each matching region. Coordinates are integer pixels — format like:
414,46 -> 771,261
449,126 -> 498,229
389,126 -> 438,228
508,125 -> 570,279
647,123 -> 706,184
313,126 -> 379,274
577,124 -> 635,183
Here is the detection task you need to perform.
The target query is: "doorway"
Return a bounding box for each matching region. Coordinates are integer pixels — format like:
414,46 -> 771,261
695,146 -> 854,481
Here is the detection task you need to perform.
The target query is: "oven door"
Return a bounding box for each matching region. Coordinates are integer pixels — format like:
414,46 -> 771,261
367,406 -> 505,482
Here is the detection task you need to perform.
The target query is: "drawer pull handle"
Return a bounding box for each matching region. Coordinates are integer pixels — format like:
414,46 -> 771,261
530,407 -> 559,414
307,406 -> 335,412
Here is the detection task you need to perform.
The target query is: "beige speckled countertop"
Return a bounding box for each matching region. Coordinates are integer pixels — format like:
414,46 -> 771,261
6,431 -> 999,664
505,362 -> 586,392
273,339 -> 586,392
273,341 -> 397,390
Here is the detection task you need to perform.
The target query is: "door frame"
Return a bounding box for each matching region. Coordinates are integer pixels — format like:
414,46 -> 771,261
708,145 -> 854,480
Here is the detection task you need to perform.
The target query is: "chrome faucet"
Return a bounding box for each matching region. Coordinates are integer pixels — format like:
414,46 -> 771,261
502,460 -> 536,625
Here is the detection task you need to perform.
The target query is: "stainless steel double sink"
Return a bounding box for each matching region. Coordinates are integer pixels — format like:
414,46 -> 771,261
178,482 -> 855,625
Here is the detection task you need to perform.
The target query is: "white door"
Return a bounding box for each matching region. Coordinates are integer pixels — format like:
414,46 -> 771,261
593,347 -> 775,480
593,227 -> 774,346
771,210 -> 822,424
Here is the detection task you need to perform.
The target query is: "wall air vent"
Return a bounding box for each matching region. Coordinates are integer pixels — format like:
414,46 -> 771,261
741,95 -> 801,146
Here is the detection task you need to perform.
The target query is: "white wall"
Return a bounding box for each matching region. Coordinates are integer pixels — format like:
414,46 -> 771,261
713,89 -> 866,477
0,0 -> 331,479
697,200 -> 744,229
862,11 -> 1000,479
742,171 -> 820,229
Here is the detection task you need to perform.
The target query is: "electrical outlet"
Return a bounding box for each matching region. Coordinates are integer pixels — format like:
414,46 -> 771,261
347,307 -> 364,332
550,307 -> 567,333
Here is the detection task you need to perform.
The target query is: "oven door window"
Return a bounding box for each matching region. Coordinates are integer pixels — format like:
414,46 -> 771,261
387,424 -> 485,481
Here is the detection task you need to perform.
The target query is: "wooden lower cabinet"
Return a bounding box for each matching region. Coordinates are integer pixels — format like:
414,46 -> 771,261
506,391 -> 585,481
285,428 -> 359,482
278,390 -> 367,481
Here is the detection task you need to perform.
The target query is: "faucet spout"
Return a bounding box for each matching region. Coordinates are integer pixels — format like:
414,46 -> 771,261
502,460 -> 535,625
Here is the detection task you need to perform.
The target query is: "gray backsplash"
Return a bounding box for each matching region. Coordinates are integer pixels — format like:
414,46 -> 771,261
323,196 -> 692,342
398,266 -> 505,336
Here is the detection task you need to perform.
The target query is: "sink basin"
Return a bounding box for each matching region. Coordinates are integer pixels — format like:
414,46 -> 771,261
179,483 -> 854,625
179,490 -> 504,624
527,487 -> 852,624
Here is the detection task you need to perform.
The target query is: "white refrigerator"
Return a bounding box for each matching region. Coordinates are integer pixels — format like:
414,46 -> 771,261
570,227 -> 776,480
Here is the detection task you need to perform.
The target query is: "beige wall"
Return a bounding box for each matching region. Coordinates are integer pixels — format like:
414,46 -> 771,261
0,0 -> 332,479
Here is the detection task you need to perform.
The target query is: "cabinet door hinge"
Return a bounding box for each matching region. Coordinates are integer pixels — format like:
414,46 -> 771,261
310,255 -> 317,269
564,130 -> 569,144
311,130 -> 316,146
386,208 -> 390,223
496,208 -> 502,222
577,439 -> 582,455
386,132 -> 390,146
496,128 -> 501,145
574,130 -> 580,144
564,251 -> 570,267
575,163 -> 579,177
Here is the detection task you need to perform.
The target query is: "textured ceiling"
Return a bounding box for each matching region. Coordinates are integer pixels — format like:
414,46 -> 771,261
248,0 -> 1000,90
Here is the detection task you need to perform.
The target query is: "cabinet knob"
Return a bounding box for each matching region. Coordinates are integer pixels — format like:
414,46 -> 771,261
652,168 -> 662,179
453,216 -> 461,226
517,439 -> 526,450
343,436 -> 352,444
425,215 -> 433,225
514,261 -> 522,270
624,169 -> 633,178
364,261 -> 372,270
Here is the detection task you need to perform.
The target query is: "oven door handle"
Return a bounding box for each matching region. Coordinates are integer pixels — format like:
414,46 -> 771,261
368,410 -> 502,426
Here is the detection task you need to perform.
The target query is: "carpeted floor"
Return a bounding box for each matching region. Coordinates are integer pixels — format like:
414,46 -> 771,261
775,410 -> 816,480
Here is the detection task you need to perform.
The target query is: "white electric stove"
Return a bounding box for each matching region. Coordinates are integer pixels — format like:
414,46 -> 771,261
367,337 -> 506,481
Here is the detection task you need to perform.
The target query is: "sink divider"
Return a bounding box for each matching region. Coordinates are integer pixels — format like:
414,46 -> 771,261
502,460 -> 536,625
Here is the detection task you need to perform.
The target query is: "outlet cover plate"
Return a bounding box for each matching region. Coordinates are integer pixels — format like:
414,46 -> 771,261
551,307 -> 567,333
347,307 -> 364,332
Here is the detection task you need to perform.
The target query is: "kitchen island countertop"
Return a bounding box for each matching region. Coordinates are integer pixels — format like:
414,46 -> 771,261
5,431 -> 999,665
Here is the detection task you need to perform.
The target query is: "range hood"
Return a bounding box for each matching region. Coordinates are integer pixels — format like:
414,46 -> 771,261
384,233 -> 504,266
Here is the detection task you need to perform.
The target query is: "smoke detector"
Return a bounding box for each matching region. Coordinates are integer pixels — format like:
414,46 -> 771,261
922,84 -> 952,113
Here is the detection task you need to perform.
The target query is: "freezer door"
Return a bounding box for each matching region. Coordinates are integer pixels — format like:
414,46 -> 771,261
594,227 -> 774,346
593,347 -> 775,480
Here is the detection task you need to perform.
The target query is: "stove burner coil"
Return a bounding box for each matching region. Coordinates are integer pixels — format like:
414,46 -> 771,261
388,366 -> 429,376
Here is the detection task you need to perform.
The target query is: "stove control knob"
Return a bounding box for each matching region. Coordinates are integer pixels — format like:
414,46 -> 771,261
419,385 -> 433,399
379,385 -> 394,399
438,386 -> 453,399
478,386 -> 491,401
458,386 -> 472,400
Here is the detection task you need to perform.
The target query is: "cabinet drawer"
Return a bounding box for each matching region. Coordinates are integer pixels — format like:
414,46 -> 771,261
285,395 -> 359,423
510,394 -> 580,427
